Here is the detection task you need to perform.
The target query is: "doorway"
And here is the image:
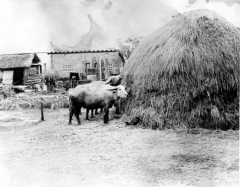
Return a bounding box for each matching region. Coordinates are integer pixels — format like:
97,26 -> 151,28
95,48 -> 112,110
13,68 -> 24,85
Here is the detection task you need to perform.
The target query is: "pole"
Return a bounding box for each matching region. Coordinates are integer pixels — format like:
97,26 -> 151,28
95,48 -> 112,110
41,102 -> 45,121
99,56 -> 102,81
105,57 -> 109,79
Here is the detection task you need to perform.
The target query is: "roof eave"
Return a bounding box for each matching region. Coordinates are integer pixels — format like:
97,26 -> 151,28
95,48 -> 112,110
47,49 -> 117,55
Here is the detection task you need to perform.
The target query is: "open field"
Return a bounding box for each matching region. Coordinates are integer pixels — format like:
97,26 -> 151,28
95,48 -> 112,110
0,108 -> 239,187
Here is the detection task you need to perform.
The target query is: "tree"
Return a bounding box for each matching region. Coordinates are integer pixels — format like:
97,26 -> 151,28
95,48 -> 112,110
116,36 -> 142,61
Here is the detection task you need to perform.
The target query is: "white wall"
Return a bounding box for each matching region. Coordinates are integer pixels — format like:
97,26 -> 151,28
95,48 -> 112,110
0,70 -> 3,81
36,53 -> 52,75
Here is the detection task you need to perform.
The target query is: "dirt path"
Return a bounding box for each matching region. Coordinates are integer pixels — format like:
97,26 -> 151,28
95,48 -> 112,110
0,109 -> 239,187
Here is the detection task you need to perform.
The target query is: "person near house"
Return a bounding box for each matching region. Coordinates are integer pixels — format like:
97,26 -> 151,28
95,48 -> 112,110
71,76 -> 77,88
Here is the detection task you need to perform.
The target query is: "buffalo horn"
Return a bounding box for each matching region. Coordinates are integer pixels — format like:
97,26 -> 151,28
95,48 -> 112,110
106,87 -> 118,91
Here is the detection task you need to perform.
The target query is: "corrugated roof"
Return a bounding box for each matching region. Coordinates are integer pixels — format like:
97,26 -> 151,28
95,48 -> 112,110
0,53 -> 34,69
48,49 -> 117,54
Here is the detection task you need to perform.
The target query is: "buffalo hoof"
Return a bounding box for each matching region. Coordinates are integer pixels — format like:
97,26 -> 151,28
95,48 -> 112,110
104,121 -> 109,124
68,123 -> 71,125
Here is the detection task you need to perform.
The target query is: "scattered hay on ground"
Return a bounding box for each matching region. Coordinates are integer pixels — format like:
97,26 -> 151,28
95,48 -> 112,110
0,92 -> 69,110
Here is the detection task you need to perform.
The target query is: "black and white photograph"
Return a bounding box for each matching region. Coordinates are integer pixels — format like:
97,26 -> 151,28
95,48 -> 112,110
0,0 -> 239,186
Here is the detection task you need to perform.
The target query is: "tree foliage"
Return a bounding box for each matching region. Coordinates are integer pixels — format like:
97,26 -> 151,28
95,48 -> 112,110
116,36 -> 142,60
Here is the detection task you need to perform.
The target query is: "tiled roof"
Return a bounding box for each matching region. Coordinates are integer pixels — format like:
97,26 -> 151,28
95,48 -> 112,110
48,49 -> 117,54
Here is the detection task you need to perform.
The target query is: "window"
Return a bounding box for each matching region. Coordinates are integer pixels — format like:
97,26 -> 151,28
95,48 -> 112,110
92,57 -> 97,63
109,63 -> 113,71
62,65 -> 73,72
86,63 -> 90,69
44,63 -> 46,73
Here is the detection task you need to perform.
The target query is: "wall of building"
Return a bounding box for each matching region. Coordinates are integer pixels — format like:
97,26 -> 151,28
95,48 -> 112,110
37,53 -> 52,75
51,52 -> 123,79
0,70 -> 3,81
51,53 -> 85,78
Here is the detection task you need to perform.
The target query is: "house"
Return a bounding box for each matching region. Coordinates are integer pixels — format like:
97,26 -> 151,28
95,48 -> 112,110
47,50 -> 123,81
0,53 -> 42,85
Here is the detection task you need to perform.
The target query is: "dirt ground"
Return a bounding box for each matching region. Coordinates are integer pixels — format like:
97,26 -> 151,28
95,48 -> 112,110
0,108 -> 239,187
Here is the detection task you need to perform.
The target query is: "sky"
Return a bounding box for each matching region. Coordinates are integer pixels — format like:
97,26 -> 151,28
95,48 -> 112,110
0,0 -> 239,55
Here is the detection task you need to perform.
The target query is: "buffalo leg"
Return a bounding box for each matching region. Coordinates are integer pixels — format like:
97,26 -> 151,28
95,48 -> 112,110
86,108 -> 89,120
79,107 -> 82,115
95,108 -> 98,115
114,101 -> 120,114
68,107 -> 74,125
103,107 -> 109,124
91,109 -> 94,118
74,107 -> 81,125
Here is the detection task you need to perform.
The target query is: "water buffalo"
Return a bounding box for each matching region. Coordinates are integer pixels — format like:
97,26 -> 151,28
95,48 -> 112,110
80,107 -> 103,119
87,107 -> 103,119
105,74 -> 124,114
77,75 -> 124,117
105,74 -> 123,86
68,81 -> 127,125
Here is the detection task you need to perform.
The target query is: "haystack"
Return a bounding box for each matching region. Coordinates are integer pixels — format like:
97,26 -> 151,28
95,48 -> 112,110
123,9 -> 240,130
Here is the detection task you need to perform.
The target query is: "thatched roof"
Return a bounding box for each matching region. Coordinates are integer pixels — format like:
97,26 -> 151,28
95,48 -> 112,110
0,53 -> 39,69
123,9 -> 240,130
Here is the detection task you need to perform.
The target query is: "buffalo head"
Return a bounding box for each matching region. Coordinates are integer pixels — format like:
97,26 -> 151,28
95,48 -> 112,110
107,85 -> 128,98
